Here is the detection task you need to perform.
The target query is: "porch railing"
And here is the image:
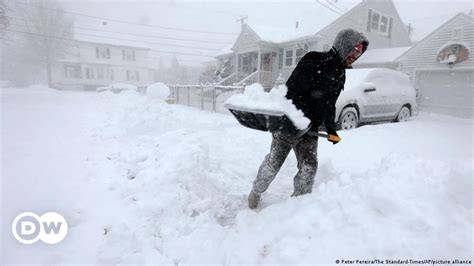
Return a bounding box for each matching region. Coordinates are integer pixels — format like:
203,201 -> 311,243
168,84 -> 245,113
236,71 -> 259,86
235,70 -> 274,87
217,72 -> 238,86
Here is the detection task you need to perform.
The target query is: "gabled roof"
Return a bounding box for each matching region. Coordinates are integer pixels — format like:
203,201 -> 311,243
74,26 -> 151,50
247,23 -> 321,44
354,46 -> 411,65
215,44 -> 234,57
393,3 -> 473,42
245,0 -> 362,44
396,12 -> 474,61
71,21 -> 152,50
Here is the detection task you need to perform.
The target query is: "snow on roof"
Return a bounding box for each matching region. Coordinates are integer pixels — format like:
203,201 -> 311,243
353,46 -> 411,65
248,23 -> 321,43
73,23 -> 151,50
393,2 -> 473,42
215,44 -> 234,57
247,1 -> 361,43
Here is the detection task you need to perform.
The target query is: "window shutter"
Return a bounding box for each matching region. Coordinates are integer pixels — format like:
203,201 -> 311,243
367,9 -> 372,32
107,48 -> 110,59
388,17 -> 394,38
96,47 -> 99,58
122,49 -> 125,60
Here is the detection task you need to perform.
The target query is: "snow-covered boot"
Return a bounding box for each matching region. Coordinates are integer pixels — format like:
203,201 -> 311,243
248,190 -> 261,209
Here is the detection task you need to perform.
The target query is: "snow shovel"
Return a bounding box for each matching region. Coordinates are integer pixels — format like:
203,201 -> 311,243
225,104 -> 331,139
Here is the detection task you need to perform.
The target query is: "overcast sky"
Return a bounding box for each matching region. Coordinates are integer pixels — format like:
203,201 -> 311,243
58,0 -> 473,66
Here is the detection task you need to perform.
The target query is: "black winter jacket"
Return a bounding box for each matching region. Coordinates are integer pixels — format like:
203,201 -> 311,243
285,47 -> 346,135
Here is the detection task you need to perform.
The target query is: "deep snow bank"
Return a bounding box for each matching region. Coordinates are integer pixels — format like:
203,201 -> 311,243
89,92 -> 472,264
2,88 -> 472,264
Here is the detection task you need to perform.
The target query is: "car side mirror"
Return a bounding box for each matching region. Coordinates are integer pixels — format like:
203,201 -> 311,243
364,88 -> 376,93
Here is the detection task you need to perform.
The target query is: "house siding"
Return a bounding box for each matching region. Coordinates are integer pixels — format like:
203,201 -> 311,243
397,13 -> 474,117
233,25 -> 261,52
53,42 -> 154,90
399,14 -> 474,76
218,0 -> 412,87
318,0 -> 411,49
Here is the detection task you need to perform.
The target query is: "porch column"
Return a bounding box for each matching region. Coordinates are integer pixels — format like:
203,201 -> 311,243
257,50 -> 261,84
235,53 -> 239,80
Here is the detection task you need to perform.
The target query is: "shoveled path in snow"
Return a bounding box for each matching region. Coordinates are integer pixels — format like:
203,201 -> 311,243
2,88 -> 472,264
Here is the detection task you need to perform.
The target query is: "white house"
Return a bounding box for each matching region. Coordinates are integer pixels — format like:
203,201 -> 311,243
396,12 -> 473,118
52,29 -> 155,90
215,0 -> 412,88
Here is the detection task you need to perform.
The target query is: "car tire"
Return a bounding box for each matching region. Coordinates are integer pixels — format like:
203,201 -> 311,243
339,107 -> 359,130
396,106 -> 411,122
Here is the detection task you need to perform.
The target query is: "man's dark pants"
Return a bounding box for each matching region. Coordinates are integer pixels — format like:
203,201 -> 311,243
252,133 -> 318,196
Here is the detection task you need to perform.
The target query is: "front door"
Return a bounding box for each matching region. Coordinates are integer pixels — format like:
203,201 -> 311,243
260,52 -> 276,85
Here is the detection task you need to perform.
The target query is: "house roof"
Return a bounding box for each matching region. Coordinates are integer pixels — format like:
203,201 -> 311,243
248,23 -> 321,44
246,1 -> 362,44
393,2 -> 473,42
74,26 -> 151,50
215,44 -> 234,57
396,12 -> 474,61
353,46 -> 411,65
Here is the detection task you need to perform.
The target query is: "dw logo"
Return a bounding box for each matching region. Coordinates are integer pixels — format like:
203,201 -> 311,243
12,212 -> 68,244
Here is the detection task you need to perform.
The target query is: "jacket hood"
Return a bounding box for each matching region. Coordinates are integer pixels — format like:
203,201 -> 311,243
332,29 -> 369,61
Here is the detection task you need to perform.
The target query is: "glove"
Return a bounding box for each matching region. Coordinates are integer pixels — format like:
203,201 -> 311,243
327,132 -> 341,145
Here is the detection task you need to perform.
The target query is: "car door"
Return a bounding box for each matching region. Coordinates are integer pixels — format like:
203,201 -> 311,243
379,85 -> 403,118
358,85 -> 388,121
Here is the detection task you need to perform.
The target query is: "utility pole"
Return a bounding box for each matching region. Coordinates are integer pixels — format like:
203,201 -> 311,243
236,15 -> 248,29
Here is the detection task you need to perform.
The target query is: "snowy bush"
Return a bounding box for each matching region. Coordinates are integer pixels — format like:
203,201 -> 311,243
145,82 -> 170,101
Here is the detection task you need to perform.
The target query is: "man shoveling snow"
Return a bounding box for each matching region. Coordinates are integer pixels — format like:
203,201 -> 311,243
233,29 -> 369,209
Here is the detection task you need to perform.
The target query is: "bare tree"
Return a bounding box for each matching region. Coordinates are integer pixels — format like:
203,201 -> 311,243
2,0 -> 73,87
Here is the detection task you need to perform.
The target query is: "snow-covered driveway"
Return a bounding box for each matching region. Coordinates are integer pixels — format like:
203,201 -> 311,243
1,87 -> 472,264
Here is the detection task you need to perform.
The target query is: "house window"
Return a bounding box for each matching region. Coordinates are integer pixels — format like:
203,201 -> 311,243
295,48 -> 305,64
85,67 -> 94,79
285,50 -> 293,67
64,65 -> 82,79
126,70 -> 140,81
96,47 -> 110,59
368,9 -> 391,35
295,44 -> 309,64
122,49 -> 136,61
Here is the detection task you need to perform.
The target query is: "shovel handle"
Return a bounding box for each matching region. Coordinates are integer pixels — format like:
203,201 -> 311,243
308,132 -> 342,143
307,131 -> 329,138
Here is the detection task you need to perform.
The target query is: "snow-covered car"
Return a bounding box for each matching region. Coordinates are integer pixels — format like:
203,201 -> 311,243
96,83 -> 138,94
335,68 -> 416,130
